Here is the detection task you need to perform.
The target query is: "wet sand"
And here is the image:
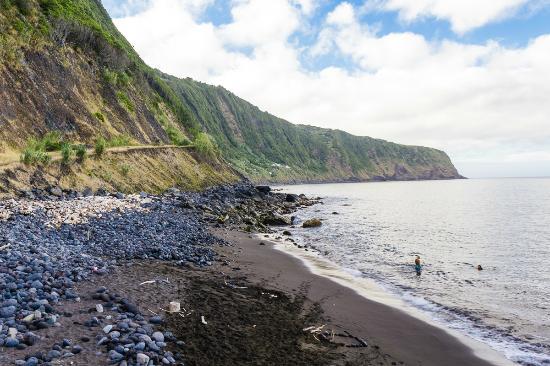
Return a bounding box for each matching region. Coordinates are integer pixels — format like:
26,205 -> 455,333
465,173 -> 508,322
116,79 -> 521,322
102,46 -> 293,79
2,228 -> 512,365
215,229 -> 510,366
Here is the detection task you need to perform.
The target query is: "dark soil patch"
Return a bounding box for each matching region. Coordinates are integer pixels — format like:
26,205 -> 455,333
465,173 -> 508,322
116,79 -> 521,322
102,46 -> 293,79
166,276 -> 338,366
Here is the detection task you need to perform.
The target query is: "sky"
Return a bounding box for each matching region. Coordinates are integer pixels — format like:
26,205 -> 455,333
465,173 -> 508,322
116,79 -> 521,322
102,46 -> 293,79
102,0 -> 550,178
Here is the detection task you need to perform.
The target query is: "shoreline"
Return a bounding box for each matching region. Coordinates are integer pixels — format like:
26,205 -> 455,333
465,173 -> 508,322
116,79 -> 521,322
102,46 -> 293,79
271,236 -> 517,366
214,228 -> 514,366
0,182 -> 526,365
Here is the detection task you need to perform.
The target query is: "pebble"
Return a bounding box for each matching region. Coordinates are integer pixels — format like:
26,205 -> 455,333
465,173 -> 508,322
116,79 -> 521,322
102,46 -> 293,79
103,324 -> 114,333
0,182 -> 308,364
136,353 -> 150,365
152,331 -> 165,342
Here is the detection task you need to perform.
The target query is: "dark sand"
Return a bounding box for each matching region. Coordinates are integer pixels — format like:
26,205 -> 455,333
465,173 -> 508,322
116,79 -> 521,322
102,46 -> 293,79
215,229 -> 503,366
2,228 -> 507,365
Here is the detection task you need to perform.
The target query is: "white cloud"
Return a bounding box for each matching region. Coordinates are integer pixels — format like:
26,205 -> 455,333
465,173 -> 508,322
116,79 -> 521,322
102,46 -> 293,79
112,0 -> 550,176
327,2 -> 355,25
364,0 -> 529,34
219,0 -> 300,47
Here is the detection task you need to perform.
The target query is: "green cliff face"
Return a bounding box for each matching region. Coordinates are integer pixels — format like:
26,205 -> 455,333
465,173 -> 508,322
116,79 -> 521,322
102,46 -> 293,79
0,0 -> 462,186
163,76 -> 462,183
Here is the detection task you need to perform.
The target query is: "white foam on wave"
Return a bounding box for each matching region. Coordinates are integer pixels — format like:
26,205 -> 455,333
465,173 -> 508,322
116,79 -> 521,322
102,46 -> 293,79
265,235 -> 520,366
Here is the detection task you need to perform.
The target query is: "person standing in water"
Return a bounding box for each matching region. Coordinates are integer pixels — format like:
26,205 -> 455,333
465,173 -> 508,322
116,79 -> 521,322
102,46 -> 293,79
415,255 -> 422,276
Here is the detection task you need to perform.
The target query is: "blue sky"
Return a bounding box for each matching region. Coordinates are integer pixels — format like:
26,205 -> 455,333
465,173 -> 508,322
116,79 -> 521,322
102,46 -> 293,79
103,0 -> 550,48
103,0 -> 550,177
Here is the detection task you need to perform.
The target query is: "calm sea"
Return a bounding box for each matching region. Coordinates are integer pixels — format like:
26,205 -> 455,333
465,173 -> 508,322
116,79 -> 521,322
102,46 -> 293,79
278,178 -> 550,365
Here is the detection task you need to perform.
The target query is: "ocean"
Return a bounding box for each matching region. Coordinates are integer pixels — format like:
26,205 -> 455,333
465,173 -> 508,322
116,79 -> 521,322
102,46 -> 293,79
277,178 -> 550,365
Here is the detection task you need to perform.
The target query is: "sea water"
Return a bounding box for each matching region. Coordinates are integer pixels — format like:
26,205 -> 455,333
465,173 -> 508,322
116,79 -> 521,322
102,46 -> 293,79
277,178 -> 550,365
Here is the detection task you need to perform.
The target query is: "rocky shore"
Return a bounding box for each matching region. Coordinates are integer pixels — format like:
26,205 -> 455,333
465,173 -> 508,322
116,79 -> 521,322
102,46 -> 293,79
0,182 -> 318,365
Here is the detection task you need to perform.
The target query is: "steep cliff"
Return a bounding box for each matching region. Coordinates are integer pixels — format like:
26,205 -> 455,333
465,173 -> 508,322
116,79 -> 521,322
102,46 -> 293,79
164,76 -> 462,183
0,0 -> 462,190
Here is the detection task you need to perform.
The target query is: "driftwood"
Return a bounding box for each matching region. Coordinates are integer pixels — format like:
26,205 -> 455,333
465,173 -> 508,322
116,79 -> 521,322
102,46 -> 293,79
139,278 -> 170,286
0,244 -> 11,251
303,324 -> 326,334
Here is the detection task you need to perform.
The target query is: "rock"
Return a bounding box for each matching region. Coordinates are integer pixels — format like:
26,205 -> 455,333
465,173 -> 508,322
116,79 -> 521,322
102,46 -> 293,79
109,350 -> 124,362
72,345 -> 83,354
303,218 -> 322,228
23,332 -> 39,346
5,338 -> 19,347
149,315 -> 163,324
120,299 -> 139,314
50,187 -> 63,197
24,357 -> 39,366
282,230 -> 292,236
96,304 -> 104,313
1,305 -> 16,318
134,341 -> 146,351
136,353 -> 150,365
47,350 -> 62,360
285,194 -> 299,202
8,327 -> 18,338
255,185 -> 271,194
262,213 -> 291,226
152,331 -> 164,342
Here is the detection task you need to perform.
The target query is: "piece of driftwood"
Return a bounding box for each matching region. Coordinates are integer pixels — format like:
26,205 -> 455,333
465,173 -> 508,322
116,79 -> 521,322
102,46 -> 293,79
303,324 -> 326,333
139,280 -> 156,286
0,244 -> 11,251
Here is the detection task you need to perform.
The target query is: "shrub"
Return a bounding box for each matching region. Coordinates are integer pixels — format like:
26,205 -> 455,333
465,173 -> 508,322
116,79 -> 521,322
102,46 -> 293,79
102,69 -> 131,87
15,0 -> 32,16
102,69 -> 118,85
107,135 -> 132,147
166,126 -> 191,146
20,147 -> 51,166
60,142 -> 73,164
75,144 -> 87,162
41,131 -> 64,151
117,71 -> 131,87
93,112 -> 105,122
194,132 -> 218,159
94,137 -> 106,157
120,164 -> 131,177
116,91 -> 134,112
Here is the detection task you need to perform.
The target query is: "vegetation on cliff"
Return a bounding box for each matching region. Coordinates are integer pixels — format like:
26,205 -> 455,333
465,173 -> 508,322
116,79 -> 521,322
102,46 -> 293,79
164,76 -> 461,182
0,0 -> 461,186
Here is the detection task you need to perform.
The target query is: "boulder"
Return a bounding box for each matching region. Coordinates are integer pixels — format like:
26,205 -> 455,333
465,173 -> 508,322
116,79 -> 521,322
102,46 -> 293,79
262,213 -> 291,226
285,194 -> 299,202
49,187 -> 63,197
303,218 -> 322,228
255,185 -> 271,194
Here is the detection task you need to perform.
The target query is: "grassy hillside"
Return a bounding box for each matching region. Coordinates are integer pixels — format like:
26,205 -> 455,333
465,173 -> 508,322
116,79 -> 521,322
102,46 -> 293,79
0,0 -> 461,189
0,0 -> 199,150
163,76 -> 461,182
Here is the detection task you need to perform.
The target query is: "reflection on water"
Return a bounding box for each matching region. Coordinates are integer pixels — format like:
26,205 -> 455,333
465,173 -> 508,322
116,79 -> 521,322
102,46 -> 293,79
277,178 -> 550,365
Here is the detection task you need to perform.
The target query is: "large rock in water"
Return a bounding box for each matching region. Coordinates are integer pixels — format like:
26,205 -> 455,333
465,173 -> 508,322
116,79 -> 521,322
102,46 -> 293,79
303,218 -> 322,228
262,213 -> 291,226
